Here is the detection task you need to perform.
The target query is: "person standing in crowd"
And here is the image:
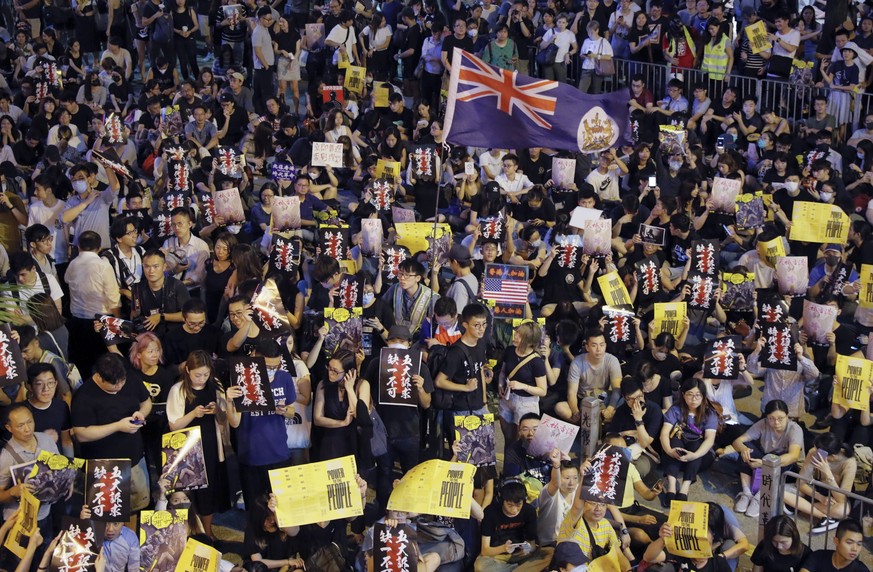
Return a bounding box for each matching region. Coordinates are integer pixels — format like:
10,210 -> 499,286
252,7 -> 276,116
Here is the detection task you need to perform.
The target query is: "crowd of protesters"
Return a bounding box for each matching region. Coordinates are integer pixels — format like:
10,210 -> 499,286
0,0 -> 871,570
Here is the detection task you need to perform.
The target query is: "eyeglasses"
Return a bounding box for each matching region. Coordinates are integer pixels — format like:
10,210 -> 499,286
32,381 -> 57,390
229,310 -> 248,318
396,272 -> 417,279
327,366 -> 345,375
685,392 -> 704,400
125,229 -> 138,236
185,320 -> 206,328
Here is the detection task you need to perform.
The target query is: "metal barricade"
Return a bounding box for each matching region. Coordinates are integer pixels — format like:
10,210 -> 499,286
757,454 -> 873,547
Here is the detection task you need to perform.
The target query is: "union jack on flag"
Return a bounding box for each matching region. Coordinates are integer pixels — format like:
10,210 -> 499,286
456,51 -> 558,129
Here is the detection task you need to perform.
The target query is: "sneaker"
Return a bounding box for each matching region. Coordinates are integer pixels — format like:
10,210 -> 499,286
745,495 -> 760,518
811,518 -> 840,534
735,492 -> 752,513
783,504 -> 794,516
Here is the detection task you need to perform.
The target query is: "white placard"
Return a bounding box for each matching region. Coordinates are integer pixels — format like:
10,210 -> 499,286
311,142 -> 344,168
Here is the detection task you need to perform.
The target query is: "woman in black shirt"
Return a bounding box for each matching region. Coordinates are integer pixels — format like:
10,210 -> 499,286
751,515 -> 811,572
243,494 -> 304,569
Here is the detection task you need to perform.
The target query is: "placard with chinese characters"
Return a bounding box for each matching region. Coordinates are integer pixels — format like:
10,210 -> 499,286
229,356 -> 275,412
85,459 -> 131,522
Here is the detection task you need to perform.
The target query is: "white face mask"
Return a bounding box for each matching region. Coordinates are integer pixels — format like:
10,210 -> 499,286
785,181 -> 799,193
387,342 -> 408,349
468,29 -> 477,37
72,180 -> 88,194
529,239 -> 542,248
820,192 -> 834,202
363,292 -> 375,306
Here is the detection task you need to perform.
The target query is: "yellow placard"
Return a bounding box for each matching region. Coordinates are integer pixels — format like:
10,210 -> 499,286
788,202 -> 850,244
387,459 -> 476,518
337,49 -> 351,69
745,20 -> 770,54
759,237 -> 785,267
376,159 -> 401,180
373,81 -> 390,107
652,302 -> 687,338
597,271 -> 632,307
665,501 -> 712,559
175,538 -> 221,572
860,264 -> 873,309
343,65 -> 365,93
395,222 -> 450,256
3,487 -> 39,559
834,354 -> 873,412
269,455 -> 363,527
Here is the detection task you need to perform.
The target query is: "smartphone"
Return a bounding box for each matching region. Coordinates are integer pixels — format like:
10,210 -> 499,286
816,449 -> 829,462
722,224 -> 734,236
132,419 -> 144,426
716,135 -> 725,152
648,175 -> 657,188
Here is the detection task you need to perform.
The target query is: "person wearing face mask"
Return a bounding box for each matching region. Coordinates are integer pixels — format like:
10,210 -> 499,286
769,173 -> 814,237
362,325 -> 432,518
808,244 -> 859,303
848,113 -> 873,147
62,162 -> 121,250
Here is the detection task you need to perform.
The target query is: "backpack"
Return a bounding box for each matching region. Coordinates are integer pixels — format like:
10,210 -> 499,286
304,542 -> 347,572
10,268 -> 51,300
151,11 -> 173,44
427,341 -> 475,410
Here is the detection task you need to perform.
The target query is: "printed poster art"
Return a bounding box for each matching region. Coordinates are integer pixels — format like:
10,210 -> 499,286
229,356 -> 275,412
3,486 -> 38,558
789,202 -> 850,244
50,518 -> 105,572
551,157 -> 576,188
161,426 -> 208,492
395,223 -> 453,266
92,147 -> 132,179
367,180 -> 395,211
319,224 -> 351,260
163,191 -> 190,211
582,218 -> 611,257
140,509 -> 189,572
527,414 -> 580,457
269,455 -> 363,527
196,191 -> 215,226
721,271 -> 755,312
687,272 -> 716,310
0,324 -> 26,387
213,188 -> 245,225
478,213 -> 505,243
378,348 -> 422,407
453,414 -> 496,467
375,159 -> 401,181
691,240 -> 720,276
553,236 -> 582,269
652,302 -> 687,338
251,279 -> 291,336
410,145 -> 437,179
375,523 -> 417,572
270,235 -> 302,276
638,223 -> 666,246
85,459 -> 131,522
735,192 -> 766,230
703,336 -> 741,380
603,305 -> 635,345
159,105 -> 183,137
216,146 -> 243,177
271,196 -> 302,232
382,246 -> 411,285
97,315 -> 137,346
597,271 -> 632,307
323,307 -> 363,358
860,264 -> 873,309
483,264 -> 529,319
176,538 -> 221,572
104,113 -> 126,144
387,460 -> 476,519
635,259 -> 661,297
802,299 -> 838,346
759,237 -> 786,267
709,177 -> 742,214
763,323 -> 797,371
361,218 -> 383,258
580,445 -> 629,505
168,159 -> 192,194
834,355 -> 873,412
776,257 -> 808,297
12,451 -> 84,504
666,501 -> 713,559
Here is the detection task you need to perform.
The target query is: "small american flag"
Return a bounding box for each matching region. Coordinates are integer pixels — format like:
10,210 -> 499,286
483,264 -> 529,305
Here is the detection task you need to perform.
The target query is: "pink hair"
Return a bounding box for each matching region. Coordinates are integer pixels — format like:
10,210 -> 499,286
128,332 -> 164,370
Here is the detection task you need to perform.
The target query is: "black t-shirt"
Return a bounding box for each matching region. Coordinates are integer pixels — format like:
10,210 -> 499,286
219,106 -> 249,146
799,550 -> 870,572
607,398 -> 663,439
436,338 -> 487,410
503,439 -> 551,485
163,325 -> 220,366
70,104 -> 95,136
243,525 -> 298,560
70,376 -> 150,461
127,365 -> 177,405
26,399 -> 71,450
517,151 -> 550,185
501,347 -> 546,396
383,107 -> 415,135
542,264 -> 583,306
511,199 -> 556,225
362,299 -> 395,363
133,277 -> 191,337
402,23 -> 424,70
669,555 -> 732,572
667,230 -> 697,268
750,542 -> 811,572
632,349 -> 682,384
480,503 -> 537,546
441,34 -> 475,66
365,351 -> 434,438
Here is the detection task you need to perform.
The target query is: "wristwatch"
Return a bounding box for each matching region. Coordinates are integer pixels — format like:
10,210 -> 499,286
160,313 -> 166,322
635,419 -> 644,427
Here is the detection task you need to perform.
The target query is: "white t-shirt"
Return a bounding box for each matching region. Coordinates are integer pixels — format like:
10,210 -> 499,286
580,37 -> 613,70
585,166 -> 621,202
27,199 -> 69,264
545,28 -> 577,62
478,150 -> 506,181
326,23 -> 357,60
772,29 -> 800,58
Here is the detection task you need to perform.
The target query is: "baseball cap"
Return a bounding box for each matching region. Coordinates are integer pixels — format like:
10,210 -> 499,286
823,244 -> 844,253
449,244 -> 472,263
231,72 -> 246,82
219,92 -> 235,103
387,325 -> 413,341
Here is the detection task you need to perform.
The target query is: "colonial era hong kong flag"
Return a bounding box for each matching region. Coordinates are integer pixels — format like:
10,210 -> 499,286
443,49 -> 630,152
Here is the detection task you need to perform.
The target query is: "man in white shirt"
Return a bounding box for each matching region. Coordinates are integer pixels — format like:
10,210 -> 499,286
325,10 -> 360,66
99,37 -> 134,81
585,148 -> 628,204
7,251 -> 64,316
494,153 -> 534,204
763,13 -> 799,78
479,148 -> 507,181
103,216 -> 144,306
27,174 -> 68,267
161,207 -> 210,289
65,230 -> 121,374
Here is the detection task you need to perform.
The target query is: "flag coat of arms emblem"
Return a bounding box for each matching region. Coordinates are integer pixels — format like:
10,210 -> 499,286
444,49 -> 629,152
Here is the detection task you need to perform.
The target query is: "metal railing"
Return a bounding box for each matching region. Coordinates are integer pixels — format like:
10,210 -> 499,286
559,57 -> 873,134
756,455 -> 873,545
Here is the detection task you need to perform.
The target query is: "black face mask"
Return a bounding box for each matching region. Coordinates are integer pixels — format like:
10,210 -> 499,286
867,121 -> 873,130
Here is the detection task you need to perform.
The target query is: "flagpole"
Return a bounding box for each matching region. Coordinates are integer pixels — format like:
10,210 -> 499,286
441,48 -> 463,144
